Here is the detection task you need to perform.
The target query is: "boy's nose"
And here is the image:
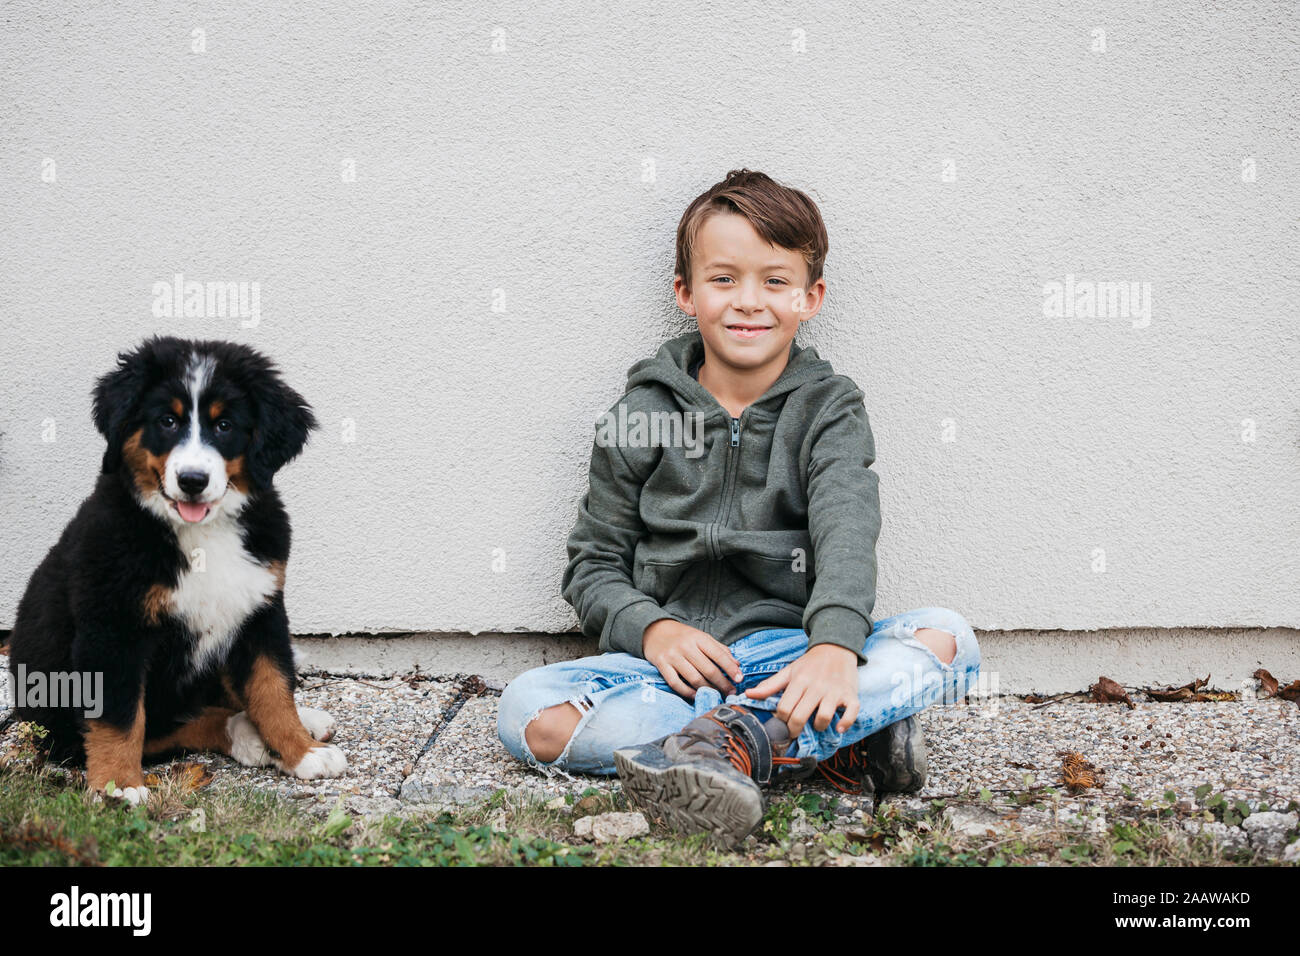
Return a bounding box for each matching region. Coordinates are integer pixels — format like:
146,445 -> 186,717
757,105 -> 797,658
736,286 -> 759,306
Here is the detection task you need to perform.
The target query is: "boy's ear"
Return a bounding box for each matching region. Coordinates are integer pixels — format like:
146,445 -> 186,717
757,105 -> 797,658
673,274 -> 697,316
91,337 -> 172,474
247,375 -> 318,490
796,277 -> 827,323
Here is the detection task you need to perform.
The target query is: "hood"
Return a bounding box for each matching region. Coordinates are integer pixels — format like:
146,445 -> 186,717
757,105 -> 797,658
624,330 -> 837,415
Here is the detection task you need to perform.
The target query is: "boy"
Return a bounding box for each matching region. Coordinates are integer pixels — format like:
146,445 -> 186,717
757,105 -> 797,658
498,169 -> 981,846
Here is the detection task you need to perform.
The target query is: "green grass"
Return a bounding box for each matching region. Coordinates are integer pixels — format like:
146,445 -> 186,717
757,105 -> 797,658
0,765 -> 591,867
2,724 -> 1293,867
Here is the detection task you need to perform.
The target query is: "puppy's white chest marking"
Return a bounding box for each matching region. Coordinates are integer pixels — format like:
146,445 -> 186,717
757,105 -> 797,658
171,519 -> 278,674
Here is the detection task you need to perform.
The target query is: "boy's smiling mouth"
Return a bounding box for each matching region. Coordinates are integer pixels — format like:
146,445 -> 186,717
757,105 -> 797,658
724,321 -> 772,339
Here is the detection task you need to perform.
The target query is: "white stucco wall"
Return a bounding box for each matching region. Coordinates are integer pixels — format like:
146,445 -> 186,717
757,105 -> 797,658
1,1 -> 1296,637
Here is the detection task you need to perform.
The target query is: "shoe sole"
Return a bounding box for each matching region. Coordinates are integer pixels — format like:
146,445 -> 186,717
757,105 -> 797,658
614,744 -> 764,848
868,716 -> 928,793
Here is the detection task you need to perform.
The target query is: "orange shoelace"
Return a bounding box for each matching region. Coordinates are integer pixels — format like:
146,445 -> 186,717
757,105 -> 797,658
815,743 -> 867,794
701,715 -> 821,782
704,716 -> 755,778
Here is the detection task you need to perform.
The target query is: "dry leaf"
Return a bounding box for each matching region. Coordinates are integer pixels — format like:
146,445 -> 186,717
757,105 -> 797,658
1276,680 -> 1300,705
1145,675 -> 1209,702
1090,676 -> 1134,709
1058,750 -> 1104,793
179,763 -> 213,791
1254,669 -> 1279,698
146,762 -> 212,792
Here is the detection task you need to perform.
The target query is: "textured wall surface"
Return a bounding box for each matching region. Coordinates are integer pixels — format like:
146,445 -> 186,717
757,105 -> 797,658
1,1 -> 1296,636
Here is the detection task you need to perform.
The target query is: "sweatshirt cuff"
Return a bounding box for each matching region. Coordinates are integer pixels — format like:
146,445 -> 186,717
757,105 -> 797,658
605,600 -> 676,658
806,606 -> 872,663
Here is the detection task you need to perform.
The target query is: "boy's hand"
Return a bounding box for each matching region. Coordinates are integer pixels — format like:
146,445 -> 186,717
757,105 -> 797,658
746,643 -> 860,736
643,619 -> 743,700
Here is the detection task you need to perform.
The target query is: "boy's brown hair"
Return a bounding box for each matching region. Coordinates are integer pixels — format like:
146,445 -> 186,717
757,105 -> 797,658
674,168 -> 829,290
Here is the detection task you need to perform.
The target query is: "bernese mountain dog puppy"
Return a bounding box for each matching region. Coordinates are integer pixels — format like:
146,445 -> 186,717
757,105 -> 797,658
6,336 -> 346,803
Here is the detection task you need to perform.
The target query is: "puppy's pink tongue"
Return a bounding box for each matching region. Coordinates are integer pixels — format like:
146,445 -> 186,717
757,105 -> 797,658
177,501 -> 209,523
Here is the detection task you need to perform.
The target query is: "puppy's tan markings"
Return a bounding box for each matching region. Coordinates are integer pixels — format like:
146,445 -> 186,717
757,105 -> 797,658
85,696 -> 146,791
220,673 -> 243,710
267,559 -> 286,591
225,453 -> 248,493
208,399 -> 224,419
243,656 -> 316,767
171,397 -> 184,416
122,429 -> 168,497
144,706 -> 238,756
141,583 -> 174,625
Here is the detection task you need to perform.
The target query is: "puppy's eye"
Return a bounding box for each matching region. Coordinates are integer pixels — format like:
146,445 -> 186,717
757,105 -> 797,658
159,415 -> 178,430
215,419 -> 232,434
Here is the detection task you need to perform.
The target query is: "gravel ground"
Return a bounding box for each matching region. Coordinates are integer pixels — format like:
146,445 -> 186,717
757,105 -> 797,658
402,694 -> 620,807
4,668 -> 1298,837
199,673 -> 460,818
889,696 -> 1300,846
398,691 -> 1300,830
919,695 -> 1298,803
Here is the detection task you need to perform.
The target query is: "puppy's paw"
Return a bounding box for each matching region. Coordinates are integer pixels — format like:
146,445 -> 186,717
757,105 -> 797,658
277,744 -> 347,780
226,712 -> 272,767
297,706 -> 336,742
104,784 -> 150,806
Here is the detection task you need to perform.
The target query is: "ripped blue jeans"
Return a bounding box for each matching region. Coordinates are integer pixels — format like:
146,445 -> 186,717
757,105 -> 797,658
497,606 -> 981,776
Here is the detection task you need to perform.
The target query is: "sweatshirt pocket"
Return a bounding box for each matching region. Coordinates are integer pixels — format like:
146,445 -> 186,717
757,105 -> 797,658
635,559 -> 691,605
731,553 -> 810,606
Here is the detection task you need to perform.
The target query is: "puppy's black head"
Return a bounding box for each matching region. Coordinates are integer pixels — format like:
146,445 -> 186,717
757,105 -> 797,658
228,345 -> 319,491
92,337 -> 317,523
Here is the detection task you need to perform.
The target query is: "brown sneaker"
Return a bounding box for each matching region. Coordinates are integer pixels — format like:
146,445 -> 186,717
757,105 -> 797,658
614,704 -> 812,847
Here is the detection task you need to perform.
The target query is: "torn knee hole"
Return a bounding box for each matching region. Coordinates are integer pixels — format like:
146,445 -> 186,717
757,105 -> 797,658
523,700 -> 586,763
915,627 -> 958,665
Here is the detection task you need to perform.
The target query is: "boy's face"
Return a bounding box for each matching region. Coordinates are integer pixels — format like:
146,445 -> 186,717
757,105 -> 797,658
674,211 -> 825,378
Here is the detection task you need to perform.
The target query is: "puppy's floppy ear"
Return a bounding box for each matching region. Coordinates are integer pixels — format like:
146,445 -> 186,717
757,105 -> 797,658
247,371 -> 318,490
91,337 -> 174,473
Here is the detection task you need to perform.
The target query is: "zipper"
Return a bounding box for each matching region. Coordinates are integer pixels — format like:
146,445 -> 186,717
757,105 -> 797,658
705,410 -> 748,623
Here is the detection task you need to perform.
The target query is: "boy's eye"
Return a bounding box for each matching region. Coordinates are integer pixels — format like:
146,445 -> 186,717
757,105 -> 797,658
712,276 -> 788,286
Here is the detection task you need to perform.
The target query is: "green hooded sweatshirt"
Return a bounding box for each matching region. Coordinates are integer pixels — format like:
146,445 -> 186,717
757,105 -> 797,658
562,330 -> 882,663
